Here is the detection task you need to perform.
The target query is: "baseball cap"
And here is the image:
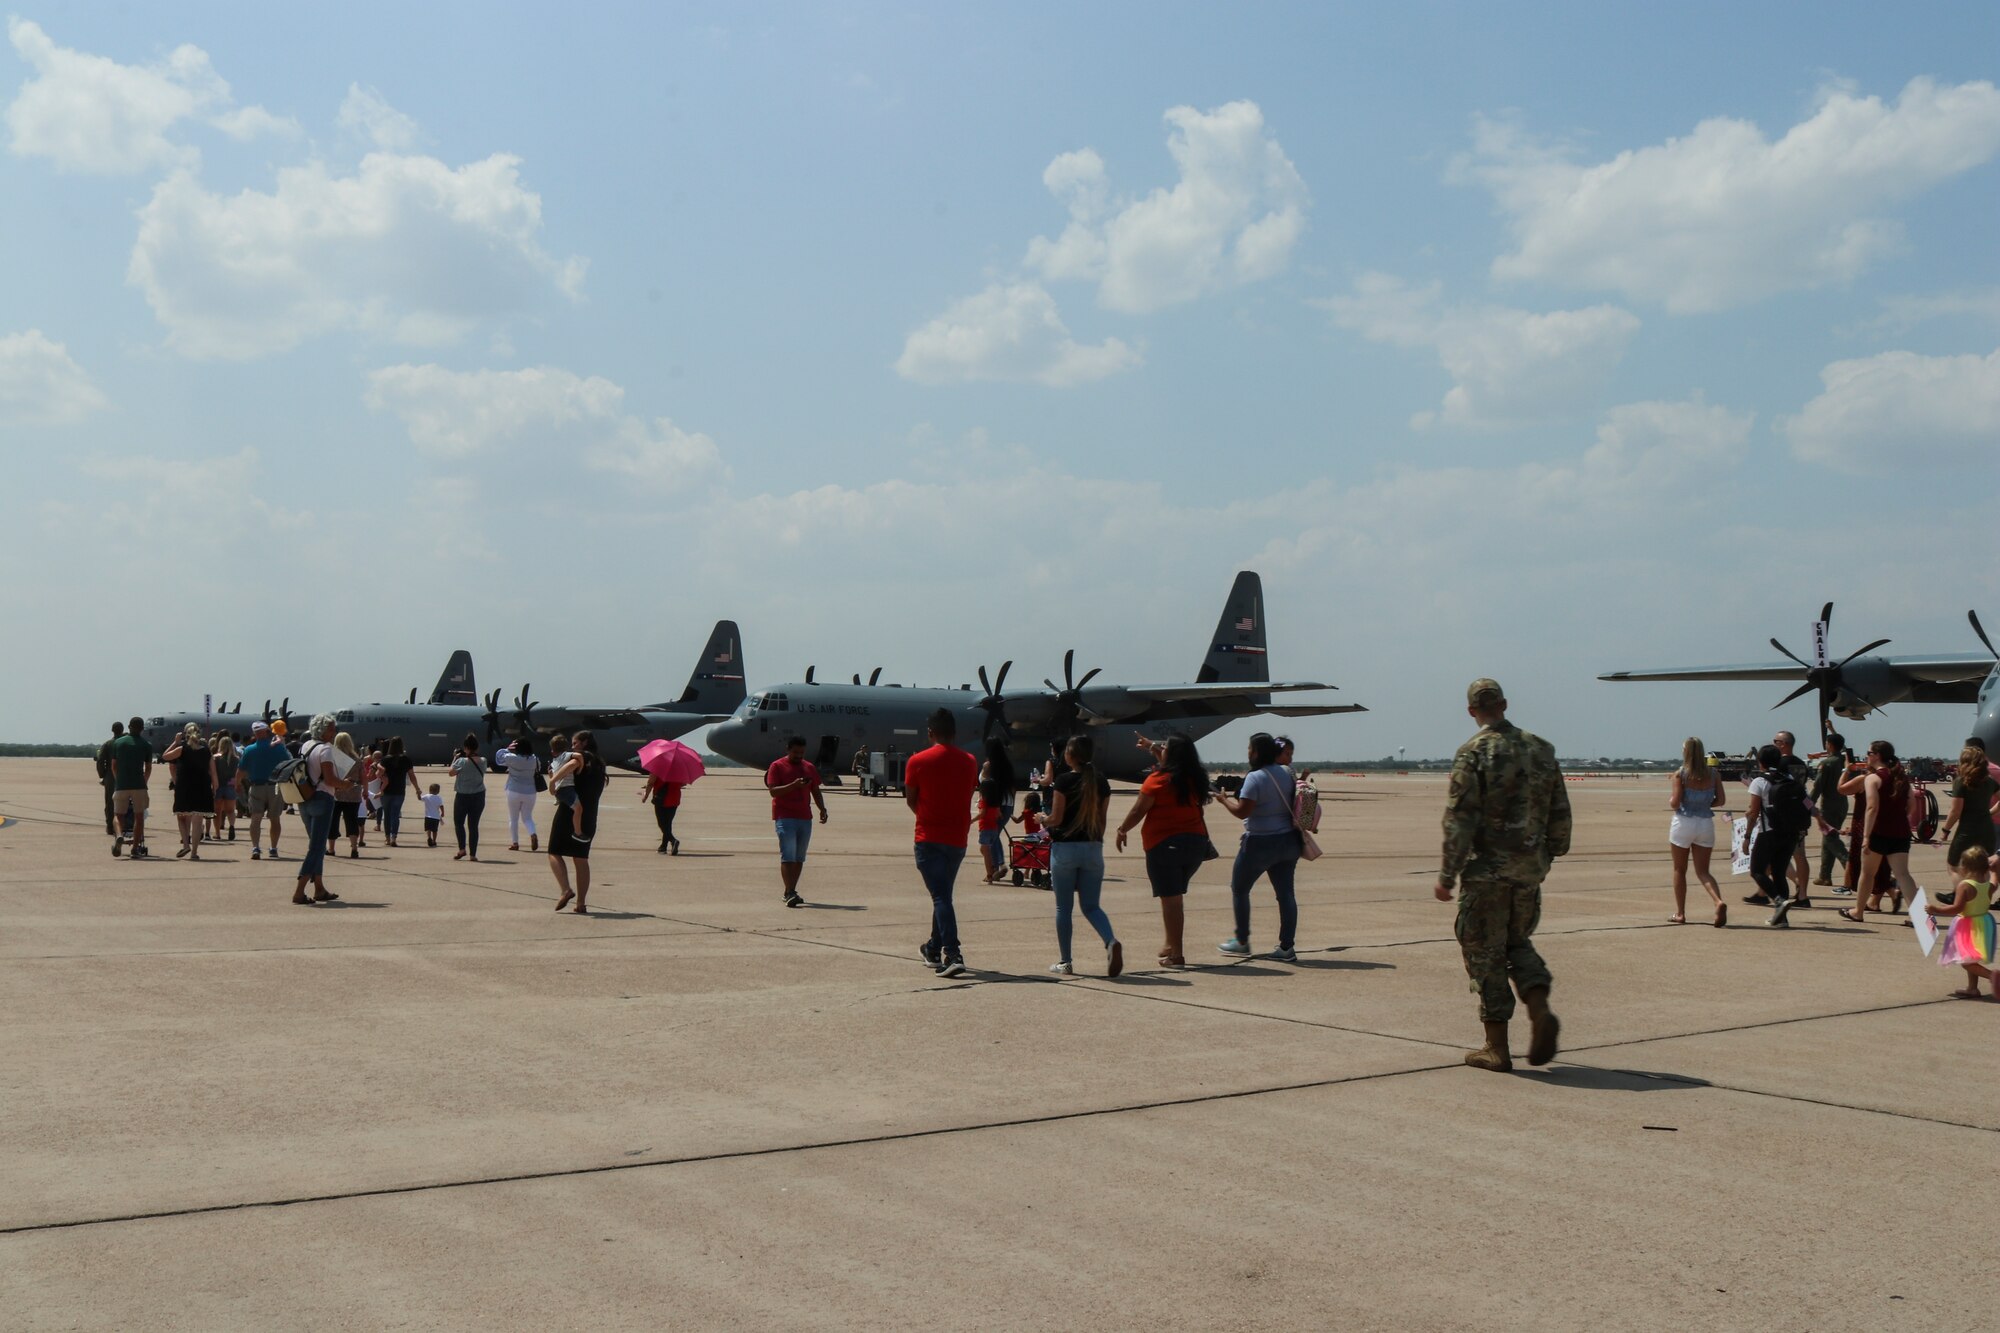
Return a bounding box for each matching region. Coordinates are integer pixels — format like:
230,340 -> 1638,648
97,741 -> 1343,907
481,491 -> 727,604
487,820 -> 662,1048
1466,678 -> 1505,706
251,719 -> 271,733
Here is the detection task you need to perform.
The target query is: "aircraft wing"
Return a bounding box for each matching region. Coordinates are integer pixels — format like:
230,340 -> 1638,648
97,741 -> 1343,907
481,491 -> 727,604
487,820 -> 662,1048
1600,653 -> 1992,685
1263,703 -> 1369,717
1117,680 -> 1339,703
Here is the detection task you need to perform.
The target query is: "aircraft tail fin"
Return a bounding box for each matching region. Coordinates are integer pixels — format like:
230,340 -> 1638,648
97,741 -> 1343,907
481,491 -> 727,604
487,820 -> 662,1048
1197,571 -> 1270,690
666,620 -> 746,715
429,650 -> 477,706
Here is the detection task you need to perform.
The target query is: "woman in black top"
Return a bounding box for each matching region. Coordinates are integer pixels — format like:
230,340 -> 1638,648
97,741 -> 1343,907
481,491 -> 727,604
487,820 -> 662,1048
548,729 -> 607,913
163,723 -> 216,860
379,737 -> 421,847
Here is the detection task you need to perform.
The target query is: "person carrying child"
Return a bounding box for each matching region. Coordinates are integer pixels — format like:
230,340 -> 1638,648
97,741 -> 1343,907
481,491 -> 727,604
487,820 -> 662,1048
1929,845 -> 1995,1000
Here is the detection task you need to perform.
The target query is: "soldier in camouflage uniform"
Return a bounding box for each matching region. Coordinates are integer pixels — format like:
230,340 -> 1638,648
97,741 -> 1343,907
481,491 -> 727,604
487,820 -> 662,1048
1434,679 -> 1572,1072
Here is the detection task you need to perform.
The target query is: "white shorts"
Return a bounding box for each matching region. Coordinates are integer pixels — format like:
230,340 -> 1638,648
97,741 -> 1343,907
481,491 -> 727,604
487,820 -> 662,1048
1669,814 -> 1716,849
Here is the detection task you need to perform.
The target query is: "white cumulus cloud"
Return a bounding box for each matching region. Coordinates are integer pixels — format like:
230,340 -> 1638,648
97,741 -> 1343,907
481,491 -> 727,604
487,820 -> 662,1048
365,363 -> 725,491
1027,100 -> 1309,313
336,84 -> 419,151
1781,347 -> 2000,472
894,281 -> 1141,387
3,18 -> 295,174
129,152 -> 587,358
0,329 -> 109,424
1466,77 -> 2000,312
1323,272 -> 1640,428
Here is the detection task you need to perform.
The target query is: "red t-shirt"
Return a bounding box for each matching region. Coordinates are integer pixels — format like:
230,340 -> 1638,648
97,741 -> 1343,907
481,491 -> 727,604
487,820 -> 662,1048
1139,770 -> 1208,850
977,795 -> 1002,831
765,756 -> 820,820
905,743 -> 978,846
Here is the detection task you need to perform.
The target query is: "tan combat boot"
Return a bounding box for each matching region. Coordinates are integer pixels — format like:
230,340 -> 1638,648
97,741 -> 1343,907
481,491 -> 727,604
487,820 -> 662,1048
1463,1021 -> 1512,1072
1520,986 -> 1560,1066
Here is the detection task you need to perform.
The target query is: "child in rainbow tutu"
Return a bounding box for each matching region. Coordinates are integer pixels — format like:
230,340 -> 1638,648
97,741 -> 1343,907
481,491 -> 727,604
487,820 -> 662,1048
1930,845 -> 1995,1000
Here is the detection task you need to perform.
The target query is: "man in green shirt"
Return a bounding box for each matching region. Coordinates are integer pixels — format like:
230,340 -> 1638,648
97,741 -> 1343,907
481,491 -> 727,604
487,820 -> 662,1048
108,715 -> 153,858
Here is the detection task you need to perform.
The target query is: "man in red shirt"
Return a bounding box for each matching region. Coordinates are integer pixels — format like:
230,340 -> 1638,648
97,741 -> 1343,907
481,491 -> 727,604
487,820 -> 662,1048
904,707 -> 980,977
765,735 -> 827,908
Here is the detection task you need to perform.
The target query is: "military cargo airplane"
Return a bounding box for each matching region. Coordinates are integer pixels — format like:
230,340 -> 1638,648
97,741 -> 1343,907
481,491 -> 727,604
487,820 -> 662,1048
1600,605 -> 2000,753
328,621 -> 746,769
706,572 -> 1364,784
137,651 -> 478,757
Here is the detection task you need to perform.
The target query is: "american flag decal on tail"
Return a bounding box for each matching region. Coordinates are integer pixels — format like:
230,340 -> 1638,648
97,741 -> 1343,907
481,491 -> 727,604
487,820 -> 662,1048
1235,616 -> 1255,633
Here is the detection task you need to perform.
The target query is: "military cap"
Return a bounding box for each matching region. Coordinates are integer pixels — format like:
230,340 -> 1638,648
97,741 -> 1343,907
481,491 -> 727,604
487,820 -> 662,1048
1466,678 -> 1505,706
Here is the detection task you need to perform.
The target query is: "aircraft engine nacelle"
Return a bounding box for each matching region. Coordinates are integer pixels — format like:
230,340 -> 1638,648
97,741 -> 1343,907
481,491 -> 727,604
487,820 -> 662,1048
1831,657 -> 1904,719
1076,684 -> 1142,722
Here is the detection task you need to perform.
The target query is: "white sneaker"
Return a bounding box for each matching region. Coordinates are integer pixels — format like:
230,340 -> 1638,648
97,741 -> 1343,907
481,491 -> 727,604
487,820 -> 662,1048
1048,961 -> 1073,975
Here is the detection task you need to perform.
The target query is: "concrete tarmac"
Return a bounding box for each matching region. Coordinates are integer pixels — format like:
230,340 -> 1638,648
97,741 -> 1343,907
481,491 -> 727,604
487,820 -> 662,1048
2,758 -> 1991,1330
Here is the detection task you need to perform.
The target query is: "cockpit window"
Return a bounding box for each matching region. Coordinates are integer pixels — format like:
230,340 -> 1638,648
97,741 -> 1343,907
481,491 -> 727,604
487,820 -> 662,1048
337,710 -> 355,723
148,717 -> 164,726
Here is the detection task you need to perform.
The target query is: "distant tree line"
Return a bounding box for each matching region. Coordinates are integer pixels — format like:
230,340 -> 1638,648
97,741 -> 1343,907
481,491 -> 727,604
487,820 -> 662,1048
0,744 -> 99,758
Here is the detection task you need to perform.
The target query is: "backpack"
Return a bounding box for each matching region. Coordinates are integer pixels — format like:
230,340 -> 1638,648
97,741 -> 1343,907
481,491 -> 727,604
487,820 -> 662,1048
272,744 -> 318,805
1763,771 -> 1810,839
1291,770 -> 1322,834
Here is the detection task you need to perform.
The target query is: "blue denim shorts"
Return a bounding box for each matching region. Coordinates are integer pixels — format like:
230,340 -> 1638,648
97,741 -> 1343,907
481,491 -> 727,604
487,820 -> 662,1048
775,817 -> 814,862
978,828 -> 1001,853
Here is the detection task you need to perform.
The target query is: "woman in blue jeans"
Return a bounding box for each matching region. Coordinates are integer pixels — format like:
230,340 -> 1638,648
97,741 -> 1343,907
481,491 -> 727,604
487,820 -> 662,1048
291,713 -> 349,905
1045,734 -> 1123,977
1214,732 -> 1302,961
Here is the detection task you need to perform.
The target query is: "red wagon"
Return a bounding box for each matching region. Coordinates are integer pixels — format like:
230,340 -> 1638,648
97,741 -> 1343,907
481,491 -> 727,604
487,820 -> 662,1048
1006,832 -> 1050,888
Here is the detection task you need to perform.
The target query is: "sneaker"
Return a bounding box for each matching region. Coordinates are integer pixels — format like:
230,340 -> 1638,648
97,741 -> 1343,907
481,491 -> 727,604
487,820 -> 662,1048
1270,945 -> 1298,963
1742,894 -> 1771,906
132,844 -> 149,859
111,838 -> 123,858
1217,937 -> 1251,957
1830,885 -> 1855,896
919,941 -> 941,969
1767,899 -> 1793,928
1048,961 -> 1073,975
784,892 -> 805,909
1106,939 -> 1123,978
250,847 -> 261,860
938,954 -> 967,978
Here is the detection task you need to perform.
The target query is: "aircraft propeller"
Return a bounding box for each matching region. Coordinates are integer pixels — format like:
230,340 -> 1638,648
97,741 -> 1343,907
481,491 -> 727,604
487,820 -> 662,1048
512,683 -> 539,735
481,689 -> 505,742
408,687 -> 418,705
806,665 -> 816,684
1043,650 -> 1104,737
1768,603 -> 1890,741
1971,609 -> 1999,662
975,660 -> 1014,739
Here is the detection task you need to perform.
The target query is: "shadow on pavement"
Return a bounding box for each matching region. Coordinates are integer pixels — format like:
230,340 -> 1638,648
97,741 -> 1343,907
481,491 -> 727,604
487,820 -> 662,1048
1291,958 -> 1395,972
1535,1064 -> 1708,1092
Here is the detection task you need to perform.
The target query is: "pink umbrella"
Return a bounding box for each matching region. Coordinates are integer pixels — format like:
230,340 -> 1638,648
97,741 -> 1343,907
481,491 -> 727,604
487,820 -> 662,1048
637,738 -> 705,785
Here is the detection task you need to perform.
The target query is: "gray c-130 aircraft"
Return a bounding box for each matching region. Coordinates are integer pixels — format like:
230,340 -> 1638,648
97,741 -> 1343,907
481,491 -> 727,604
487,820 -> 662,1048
137,650 -> 479,757
706,572 -> 1364,784
330,621 -> 746,770
1600,604 -> 2000,753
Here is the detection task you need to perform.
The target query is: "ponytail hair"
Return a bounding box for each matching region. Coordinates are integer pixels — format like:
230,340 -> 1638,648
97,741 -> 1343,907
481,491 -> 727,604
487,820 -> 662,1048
1064,734 -> 1105,838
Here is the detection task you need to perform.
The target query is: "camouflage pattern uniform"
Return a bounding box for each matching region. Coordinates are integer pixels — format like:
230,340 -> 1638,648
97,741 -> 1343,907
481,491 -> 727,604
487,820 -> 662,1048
1440,706 -> 1572,1023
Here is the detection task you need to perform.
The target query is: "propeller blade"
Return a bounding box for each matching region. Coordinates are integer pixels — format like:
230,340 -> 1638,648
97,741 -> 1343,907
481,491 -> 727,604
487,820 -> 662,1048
1834,638 -> 1890,670
1044,678 -> 1061,694
1820,602 -> 1833,632
1769,638 -> 1810,669
977,664 -> 991,694
1772,681 -> 1819,709
1063,649 -> 1075,690
853,673 -> 862,685
806,665 -> 816,684
869,667 -> 882,686
993,660 -> 1010,693
262,699 -> 272,720
408,688 -> 417,704
1972,610 -> 1999,661
1075,666 -> 1101,690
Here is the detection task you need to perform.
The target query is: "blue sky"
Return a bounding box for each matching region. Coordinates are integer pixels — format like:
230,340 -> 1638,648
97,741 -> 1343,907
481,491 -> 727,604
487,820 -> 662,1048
3,2 -> 1996,759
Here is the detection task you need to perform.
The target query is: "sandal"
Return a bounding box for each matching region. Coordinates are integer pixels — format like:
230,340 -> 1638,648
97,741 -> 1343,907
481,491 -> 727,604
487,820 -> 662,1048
555,892 -> 573,911
312,890 -> 338,903
1890,890 -> 1904,913
1159,954 -> 1186,968
1837,908 -> 1866,924
1666,914 -> 1686,925
1713,903 -> 1727,928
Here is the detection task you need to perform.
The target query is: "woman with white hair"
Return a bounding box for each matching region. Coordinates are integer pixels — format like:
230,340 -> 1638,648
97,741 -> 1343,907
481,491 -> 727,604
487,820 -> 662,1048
162,722 -> 217,860
293,713 -> 350,905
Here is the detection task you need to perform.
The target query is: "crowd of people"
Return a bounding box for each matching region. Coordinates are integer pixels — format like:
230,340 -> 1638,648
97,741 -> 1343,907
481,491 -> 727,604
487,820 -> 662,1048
94,715 -> 628,915
1663,728 -> 1998,994
91,676 -> 1989,1071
